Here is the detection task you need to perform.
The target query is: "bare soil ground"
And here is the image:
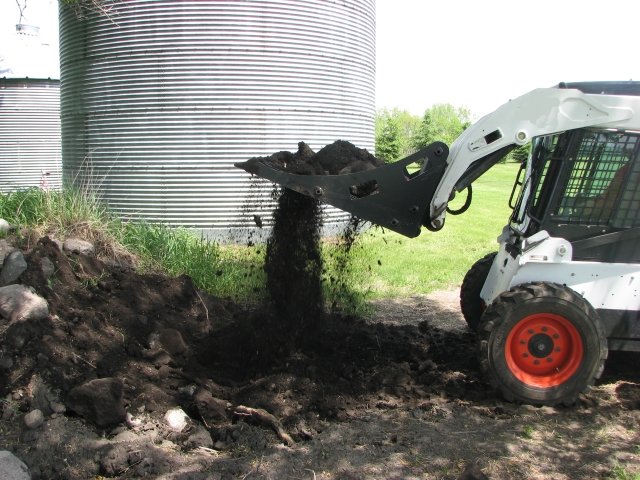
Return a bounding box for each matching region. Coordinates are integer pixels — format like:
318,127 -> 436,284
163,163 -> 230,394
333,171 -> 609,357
1,237 -> 639,479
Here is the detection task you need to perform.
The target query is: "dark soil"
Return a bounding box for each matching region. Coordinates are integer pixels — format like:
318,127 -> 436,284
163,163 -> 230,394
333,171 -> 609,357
264,189 -> 324,343
0,236 -> 639,479
236,140 -> 384,176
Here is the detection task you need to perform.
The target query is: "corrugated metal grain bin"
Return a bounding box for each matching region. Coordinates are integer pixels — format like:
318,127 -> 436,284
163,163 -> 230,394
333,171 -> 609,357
59,0 -> 375,240
0,24 -> 61,192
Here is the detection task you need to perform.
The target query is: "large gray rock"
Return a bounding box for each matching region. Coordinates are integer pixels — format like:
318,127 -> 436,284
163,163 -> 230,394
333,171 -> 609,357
63,238 -> 95,256
0,251 -> 27,286
40,256 -> 55,279
0,450 -> 30,480
0,285 -> 49,323
0,239 -> 16,267
66,378 -> 126,428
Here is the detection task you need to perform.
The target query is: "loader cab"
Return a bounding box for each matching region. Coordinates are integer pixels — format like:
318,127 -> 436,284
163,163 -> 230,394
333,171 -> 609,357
509,128 -> 640,263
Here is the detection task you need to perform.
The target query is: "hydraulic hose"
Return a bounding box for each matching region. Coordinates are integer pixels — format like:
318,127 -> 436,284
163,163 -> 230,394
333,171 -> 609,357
446,185 -> 473,215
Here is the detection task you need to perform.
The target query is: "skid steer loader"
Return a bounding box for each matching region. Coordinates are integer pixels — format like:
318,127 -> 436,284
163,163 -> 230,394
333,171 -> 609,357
236,81 -> 640,406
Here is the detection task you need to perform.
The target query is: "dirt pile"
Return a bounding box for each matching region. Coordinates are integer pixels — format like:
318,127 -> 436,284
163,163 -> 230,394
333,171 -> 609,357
237,140 -> 384,176
0,232 -> 639,479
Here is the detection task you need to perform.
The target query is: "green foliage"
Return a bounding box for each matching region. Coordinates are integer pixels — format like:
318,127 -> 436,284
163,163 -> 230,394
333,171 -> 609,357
0,188 -> 265,300
375,108 -> 421,162
375,104 -> 472,163
520,424 -> 536,439
344,162 -> 519,296
510,143 -> 530,163
610,464 -> 640,480
120,222 -> 266,301
375,111 -> 401,162
412,103 -> 471,150
0,187 -> 113,238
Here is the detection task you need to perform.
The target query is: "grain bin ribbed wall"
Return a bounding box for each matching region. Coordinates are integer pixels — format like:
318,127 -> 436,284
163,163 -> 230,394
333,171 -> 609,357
59,0 -> 375,238
1,22 -> 61,193
0,79 -> 62,192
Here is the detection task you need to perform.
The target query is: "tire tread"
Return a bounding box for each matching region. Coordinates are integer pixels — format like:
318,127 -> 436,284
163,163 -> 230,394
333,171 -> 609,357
478,282 -> 607,406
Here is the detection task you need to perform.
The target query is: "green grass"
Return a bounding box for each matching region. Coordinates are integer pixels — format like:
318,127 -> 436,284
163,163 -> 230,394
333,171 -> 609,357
611,464 -> 640,480
0,161 -> 518,305
346,161 -> 519,297
0,187 -> 265,301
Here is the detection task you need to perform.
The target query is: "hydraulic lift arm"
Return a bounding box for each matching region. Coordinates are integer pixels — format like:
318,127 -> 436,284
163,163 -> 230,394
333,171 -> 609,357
236,86 -> 640,237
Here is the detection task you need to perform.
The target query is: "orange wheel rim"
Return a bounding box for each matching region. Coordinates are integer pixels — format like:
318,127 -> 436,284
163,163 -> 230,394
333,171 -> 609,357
505,313 -> 584,388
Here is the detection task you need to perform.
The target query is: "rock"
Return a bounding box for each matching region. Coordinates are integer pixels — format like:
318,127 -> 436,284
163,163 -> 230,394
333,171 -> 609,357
0,219 -> 11,234
100,444 -> 129,477
152,351 -> 172,367
51,238 -> 63,251
27,375 -> 55,415
125,411 -> 142,428
66,377 -> 126,428
50,401 -> 66,414
164,408 -> 190,432
185,424 -> 213,449
24,409 -> 44,429
458,462 -> 489,480
0,450 -> 30,480
0,251 -> 28,286
40,257 -> 55,279
0,356 -> 13,370
63,238 -> 95,255
193,389 -> 229,422
0,284 -> 49,322
0,240 -> 16,267
158,328 -> 189,355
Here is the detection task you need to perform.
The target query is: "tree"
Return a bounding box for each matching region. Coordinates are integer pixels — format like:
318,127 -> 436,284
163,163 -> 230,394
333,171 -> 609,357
510,143 -> 530,163
411,104 -> 471,150
375,108 -> 421,162
375,110 -> 401,162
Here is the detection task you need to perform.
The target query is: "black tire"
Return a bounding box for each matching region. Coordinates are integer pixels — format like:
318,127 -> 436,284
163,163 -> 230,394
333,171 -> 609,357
478,282 -> 607,406
460,252 -> 497,331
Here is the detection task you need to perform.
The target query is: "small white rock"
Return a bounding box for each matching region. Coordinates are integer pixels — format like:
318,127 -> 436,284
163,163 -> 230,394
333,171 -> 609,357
0,219 -> 11,234
24,409 -> 44,429
125,411 -> 142,428
163,408 -> 189,432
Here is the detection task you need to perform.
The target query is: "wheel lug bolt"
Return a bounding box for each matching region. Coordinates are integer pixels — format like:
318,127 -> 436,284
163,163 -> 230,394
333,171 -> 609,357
528,329 -> 535,334
533,360 -> 540,365
553,334 -> 560,339
541,327 -> 548,332
546,357 -> 553,362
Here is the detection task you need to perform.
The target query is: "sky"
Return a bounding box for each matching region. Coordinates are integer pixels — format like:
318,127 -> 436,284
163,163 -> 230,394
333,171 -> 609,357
2,0 -> 640,118
0,0 -> 58,43
376,0 -> 640,118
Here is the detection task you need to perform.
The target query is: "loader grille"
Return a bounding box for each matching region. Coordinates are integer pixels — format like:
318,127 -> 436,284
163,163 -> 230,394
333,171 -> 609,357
553,131 -> 640,227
